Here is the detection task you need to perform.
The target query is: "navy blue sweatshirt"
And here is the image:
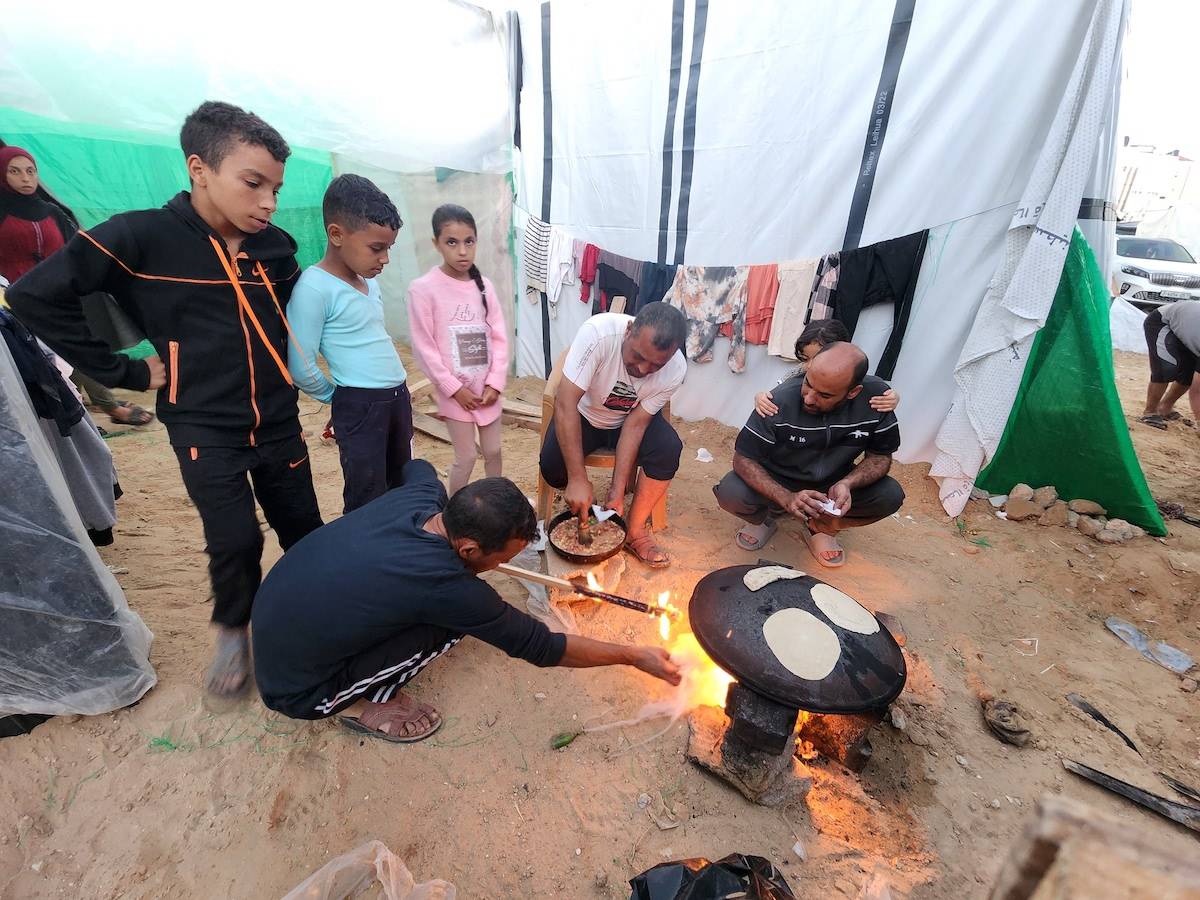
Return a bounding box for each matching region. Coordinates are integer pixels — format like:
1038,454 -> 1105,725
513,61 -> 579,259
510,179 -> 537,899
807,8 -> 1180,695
252,460 -> 566,707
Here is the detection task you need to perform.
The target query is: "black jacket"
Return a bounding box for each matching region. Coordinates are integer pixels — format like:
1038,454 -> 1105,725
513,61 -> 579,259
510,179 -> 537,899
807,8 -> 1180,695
6,192 -> 302,447
734,374 -> 901,488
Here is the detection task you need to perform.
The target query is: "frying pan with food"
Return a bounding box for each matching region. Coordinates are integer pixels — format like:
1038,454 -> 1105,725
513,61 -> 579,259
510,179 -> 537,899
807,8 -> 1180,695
547,510 -> 628,564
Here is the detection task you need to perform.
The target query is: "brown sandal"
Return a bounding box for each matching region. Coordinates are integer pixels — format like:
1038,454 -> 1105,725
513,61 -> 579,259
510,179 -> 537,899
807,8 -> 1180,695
338,694 -> 443,744
624,532 -> 671,568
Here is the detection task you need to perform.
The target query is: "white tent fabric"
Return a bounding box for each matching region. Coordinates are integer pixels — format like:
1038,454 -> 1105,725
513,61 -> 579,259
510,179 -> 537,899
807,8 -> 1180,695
930,0 -> 1126,515
0,2 -> 513,173
1110,297 -> 1148,353
513,0 -> 1127,507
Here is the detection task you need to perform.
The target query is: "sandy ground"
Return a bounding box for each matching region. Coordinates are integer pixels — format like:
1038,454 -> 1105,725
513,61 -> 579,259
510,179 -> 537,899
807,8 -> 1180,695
2,349 -> 1199,898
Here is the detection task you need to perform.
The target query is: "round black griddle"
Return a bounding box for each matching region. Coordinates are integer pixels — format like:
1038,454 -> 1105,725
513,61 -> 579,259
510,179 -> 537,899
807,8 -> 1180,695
689,564 -> 906,714
546,510 -> 628,564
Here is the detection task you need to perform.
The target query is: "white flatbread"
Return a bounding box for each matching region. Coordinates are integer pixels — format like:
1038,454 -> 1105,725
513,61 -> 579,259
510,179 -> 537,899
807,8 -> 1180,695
743,566 -> 806,592
811,583 -> 879,635
762,608 -> 841,681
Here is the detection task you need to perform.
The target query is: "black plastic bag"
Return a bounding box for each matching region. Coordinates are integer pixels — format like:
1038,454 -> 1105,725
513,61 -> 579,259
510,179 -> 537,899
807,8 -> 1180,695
629,854 -> 795,900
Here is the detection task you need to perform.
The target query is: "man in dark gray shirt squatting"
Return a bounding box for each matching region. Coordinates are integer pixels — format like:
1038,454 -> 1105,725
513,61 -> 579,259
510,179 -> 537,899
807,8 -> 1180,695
713,342 -> 904,568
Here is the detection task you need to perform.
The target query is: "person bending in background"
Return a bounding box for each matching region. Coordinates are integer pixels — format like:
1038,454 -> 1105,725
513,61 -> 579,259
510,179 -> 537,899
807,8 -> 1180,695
715,342 -> 904,568
252,459 -> 679,742
286,174 -> 409,512
1139,301 -> 1200,430
539,302 -> 687,568
0,145 -> 154,428
6,102 -> 323,697
408,204 -> 508,495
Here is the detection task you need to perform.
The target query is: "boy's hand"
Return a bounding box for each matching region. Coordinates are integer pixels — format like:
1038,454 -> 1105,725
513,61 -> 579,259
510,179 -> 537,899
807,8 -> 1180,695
144,355 -> 167,390
480,386 -> 501,407
452,387 -> 481,411
754,391 -> 779,417
869,388 -> 900,413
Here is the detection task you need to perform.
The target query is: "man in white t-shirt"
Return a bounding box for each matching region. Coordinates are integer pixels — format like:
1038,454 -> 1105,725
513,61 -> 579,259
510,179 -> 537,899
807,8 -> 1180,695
539,302 -> 688,567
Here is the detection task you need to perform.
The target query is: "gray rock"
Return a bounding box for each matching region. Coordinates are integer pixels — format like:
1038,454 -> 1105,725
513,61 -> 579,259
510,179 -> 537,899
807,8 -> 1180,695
1039,500 -> 1070,527
956,754 -> 969,768
1032,485 -> 1059,509
1096,529 -> 1126,544
988,495 -> 1008,508
1005,498 -> 1043,521
1067,510 -> 1080,528
970,486 -> 991,500
1077,516 -> 1105,537
1180,677 -> 1198,694
1068,499 -> 1106,516
1009,483 -> 1035,502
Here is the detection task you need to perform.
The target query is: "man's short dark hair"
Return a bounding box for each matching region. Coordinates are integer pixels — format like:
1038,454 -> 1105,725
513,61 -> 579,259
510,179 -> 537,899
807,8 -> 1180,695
180,101 -> 291,170
631,301 -> 686,352
444,477 -> 537,554
323,174 -> 402,232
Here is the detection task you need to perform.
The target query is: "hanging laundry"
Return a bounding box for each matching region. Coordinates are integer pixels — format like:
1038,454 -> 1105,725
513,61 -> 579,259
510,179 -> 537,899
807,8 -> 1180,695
807,253 -> 840,323
522,215 -> 551,301
598,249 -> 643,286
637,261 -> 679,313
766,258 -> 820,359
545,226 -> 577,318
595,262 -> 640,314
669,266 -> 749,372
720,264 -> 778,345
832,230 -> 929,379
578,243 -> 600,304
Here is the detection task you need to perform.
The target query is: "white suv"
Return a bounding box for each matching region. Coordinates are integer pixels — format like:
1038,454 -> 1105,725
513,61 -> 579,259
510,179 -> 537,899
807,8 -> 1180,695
1112,237 -> 1200,311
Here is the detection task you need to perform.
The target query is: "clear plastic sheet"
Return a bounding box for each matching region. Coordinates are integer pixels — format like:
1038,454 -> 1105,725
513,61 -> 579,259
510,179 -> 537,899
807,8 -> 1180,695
0,337 -> 155,716
281,841 -> 455,900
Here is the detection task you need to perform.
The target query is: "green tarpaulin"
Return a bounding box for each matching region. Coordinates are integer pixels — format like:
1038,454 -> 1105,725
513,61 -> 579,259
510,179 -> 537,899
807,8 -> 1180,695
0,107 -> 332,268
977,229 -> 1166,535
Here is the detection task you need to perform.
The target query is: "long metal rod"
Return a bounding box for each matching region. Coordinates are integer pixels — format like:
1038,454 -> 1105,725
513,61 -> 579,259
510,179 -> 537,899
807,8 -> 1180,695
497,563 -> 676,619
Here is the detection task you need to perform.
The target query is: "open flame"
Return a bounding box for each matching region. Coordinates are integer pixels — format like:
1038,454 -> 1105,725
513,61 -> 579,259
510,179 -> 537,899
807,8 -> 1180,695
585,571 -> 602,601
656,591 -> 671,640
666,632 -> 735,709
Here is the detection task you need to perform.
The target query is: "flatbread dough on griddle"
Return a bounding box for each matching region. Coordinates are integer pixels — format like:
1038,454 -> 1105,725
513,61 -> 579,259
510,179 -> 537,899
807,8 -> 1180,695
762,608 -> 841,680
811,583 -> 880,635
743,565 -> 806,592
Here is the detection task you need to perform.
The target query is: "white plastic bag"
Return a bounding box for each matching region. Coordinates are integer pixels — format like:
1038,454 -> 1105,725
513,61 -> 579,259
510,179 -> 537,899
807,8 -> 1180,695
282,841 -> 455,900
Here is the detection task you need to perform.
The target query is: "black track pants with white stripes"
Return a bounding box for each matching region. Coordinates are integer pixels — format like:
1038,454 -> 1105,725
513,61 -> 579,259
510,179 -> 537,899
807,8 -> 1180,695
263,624 -> 463,720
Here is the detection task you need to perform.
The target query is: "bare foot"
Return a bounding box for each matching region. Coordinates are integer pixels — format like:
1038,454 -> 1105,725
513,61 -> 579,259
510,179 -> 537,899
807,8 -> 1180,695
205,627 -> 251,697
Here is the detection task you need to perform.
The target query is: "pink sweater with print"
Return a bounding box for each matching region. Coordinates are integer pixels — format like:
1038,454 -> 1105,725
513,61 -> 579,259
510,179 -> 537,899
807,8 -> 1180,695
407,266 -> 508,424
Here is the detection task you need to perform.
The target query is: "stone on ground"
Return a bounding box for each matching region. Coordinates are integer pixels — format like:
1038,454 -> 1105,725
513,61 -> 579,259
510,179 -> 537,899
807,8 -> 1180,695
1032,486 -> 1059,509
1076,516 -> 1105,537
1008,483 -> 1035,502
1038,500 -> 1070,527
1068,498 -> 1106,516
1004,498 -> 1043,521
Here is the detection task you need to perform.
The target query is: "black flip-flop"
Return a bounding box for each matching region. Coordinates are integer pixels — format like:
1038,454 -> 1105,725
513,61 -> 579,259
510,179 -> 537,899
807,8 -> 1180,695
1138,415 -> 1168,430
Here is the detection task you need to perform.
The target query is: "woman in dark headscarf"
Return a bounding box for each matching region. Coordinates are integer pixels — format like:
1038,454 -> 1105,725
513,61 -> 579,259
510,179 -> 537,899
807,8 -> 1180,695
1,145 -> 154,426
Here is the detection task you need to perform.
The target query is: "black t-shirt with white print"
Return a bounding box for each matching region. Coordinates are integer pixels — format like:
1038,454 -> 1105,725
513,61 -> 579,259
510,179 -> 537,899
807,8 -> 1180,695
734,374 -> 900,489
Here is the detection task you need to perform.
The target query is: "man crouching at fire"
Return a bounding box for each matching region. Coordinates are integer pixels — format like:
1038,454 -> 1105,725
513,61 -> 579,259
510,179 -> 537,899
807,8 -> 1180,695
251,459 -> 680,742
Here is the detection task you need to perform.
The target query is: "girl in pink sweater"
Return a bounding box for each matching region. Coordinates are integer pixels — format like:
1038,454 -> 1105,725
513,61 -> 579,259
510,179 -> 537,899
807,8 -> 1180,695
408,205 -> 508,494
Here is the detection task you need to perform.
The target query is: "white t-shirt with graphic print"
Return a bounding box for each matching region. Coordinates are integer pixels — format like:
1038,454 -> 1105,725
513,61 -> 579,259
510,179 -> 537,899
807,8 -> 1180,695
561,313 -> 686,429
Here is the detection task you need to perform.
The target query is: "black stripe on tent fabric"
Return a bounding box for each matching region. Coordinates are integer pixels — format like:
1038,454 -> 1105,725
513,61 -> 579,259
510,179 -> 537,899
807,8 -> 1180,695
510,11 -> 524,150
672,0 -> 709,266
842,0 -> 916,252
657,0 -> 687,265
1078,198 -> 1117,220
539,0 -> 553,376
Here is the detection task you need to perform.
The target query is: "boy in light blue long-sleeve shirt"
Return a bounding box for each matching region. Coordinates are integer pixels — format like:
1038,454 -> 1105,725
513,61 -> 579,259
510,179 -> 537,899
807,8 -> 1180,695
288,175 -> 410,512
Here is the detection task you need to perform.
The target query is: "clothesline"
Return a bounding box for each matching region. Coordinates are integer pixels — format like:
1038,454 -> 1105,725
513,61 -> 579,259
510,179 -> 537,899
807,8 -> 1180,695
519,212 -> 929,379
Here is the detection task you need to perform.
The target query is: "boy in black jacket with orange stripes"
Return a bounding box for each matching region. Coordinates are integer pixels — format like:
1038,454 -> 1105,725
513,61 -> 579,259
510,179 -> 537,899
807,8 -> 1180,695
8,101 -> 323,698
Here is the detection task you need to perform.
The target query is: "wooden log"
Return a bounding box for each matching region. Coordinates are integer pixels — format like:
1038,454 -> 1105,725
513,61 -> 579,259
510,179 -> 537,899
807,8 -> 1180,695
502,398 -> 542,419
407,378 -> 433,400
